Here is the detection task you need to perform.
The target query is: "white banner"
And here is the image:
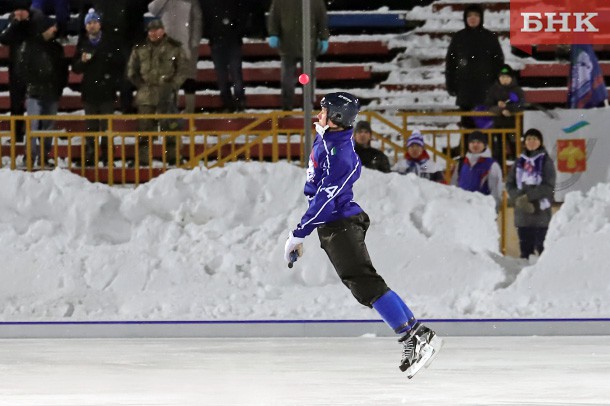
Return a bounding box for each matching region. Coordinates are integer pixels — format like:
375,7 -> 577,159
524,108 -> 610,202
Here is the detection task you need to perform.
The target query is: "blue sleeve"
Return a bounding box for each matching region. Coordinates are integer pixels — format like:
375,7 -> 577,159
293,150 -> 359,238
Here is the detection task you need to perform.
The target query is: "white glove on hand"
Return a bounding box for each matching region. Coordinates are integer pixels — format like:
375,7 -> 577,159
284,231 -> 304,263
315,122 -> 330,135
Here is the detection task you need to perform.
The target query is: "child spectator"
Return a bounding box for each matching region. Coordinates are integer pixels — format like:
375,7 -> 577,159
353,120 -> 391,173
393,130 -> 445,183
505,128 -> 556,258
451,131 -> 503,208
483,64 -> 526,161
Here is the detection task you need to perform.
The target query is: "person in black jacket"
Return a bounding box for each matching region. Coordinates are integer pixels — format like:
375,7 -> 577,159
78,0 -> 148,114
72,9 -> 123,166
13,9 -> 68,165
0,0 -> 32,142
445,4 -> 504,129
353,120 -> 390,173
202,0 -> 247,112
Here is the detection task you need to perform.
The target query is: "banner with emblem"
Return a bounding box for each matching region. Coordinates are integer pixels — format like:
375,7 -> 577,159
524,108 -> 610,201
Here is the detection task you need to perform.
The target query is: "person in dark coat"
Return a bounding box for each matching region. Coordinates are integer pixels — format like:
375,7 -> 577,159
353,120 -> 391,173
445,4 -> 504,128
506,128 -> 556,258
79,0 -> 149,114
0,0 -> 32,142
202,0 -> 247,112
16,10 -> 68,165
483,64 -> 526,162
72,8 -> 123,166
267,0 -> 330,111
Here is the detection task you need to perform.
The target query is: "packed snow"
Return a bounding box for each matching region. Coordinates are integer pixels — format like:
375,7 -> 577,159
0,162 -> 608,321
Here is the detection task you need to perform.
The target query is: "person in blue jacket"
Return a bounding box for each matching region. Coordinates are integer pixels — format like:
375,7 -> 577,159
283,92 -> 442,378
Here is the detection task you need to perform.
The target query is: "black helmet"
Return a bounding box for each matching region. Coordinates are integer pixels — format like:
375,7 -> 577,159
320,92 -> 360,128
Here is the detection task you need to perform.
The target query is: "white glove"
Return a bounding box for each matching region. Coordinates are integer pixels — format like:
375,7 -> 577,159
284,231 -> 304,263
315,122 -> 330,135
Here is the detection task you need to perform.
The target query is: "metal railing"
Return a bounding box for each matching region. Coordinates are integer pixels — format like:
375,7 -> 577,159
0,110 -> 522,254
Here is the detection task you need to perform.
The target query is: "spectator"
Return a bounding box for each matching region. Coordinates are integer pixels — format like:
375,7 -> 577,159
0,0 -> 32,143
149,0 -> 202,114
451,131 -> 503,208
127,19 -> 188,166
506,128 -> 556,258
72,9 -> 123,166
245,0 -> 271,39
17,11 -> 68,165
482,64 -> 525,161
31,0 -> 69,39
393,130 -> 445,183
353,120 -> 390,173
202,0 -> 247,112
445,4 -> 504,129
79,0 -> 149,114
267,0 -> 330,111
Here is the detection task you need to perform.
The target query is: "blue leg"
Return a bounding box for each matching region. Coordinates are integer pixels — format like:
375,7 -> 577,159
372,290 -> 417,334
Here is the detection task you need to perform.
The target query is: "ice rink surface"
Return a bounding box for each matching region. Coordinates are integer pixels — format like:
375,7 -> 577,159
0,336 -> 608,406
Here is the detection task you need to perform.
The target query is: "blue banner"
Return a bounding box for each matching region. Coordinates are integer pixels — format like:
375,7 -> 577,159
568,45 -> 608,109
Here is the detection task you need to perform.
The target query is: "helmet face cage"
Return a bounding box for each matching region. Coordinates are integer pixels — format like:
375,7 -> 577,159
320,92 -> 361,128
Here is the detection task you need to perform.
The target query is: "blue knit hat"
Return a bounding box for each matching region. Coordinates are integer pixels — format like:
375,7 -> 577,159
84,8 -> 101,25
407,130 -> 425,147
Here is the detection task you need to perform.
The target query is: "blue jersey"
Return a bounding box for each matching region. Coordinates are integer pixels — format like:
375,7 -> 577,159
293,128 -> 363,238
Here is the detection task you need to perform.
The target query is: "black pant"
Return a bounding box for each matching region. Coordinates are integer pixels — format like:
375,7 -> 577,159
83,101 -> 115,165
517,226 -> 548,258
210,40 -> 245,111
317,212 -> 389,307
8,67 -> 27,141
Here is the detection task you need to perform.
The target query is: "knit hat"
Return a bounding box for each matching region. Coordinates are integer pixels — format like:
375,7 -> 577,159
499,64 -> 514,77
13,0 -> 31,11
468,131 -> 487,144
37,16 -> 56,33
354,120 -> 372,133
407,130 -> 425,148
524,128 -> 543,145
147,18 -> 164,30
84,8 -> 101,25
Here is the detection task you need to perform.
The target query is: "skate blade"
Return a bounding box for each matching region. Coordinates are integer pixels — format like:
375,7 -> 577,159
424,335 -> 443,368
406,336 -> 443,379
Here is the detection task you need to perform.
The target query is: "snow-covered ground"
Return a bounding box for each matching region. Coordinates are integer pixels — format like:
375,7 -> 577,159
0,162 -> 608,322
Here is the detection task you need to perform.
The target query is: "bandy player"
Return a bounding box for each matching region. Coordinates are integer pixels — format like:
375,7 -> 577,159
283,92 -> 442,378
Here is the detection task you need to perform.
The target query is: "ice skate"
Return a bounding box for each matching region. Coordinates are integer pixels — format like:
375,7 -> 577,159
398,322 -> 443,379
